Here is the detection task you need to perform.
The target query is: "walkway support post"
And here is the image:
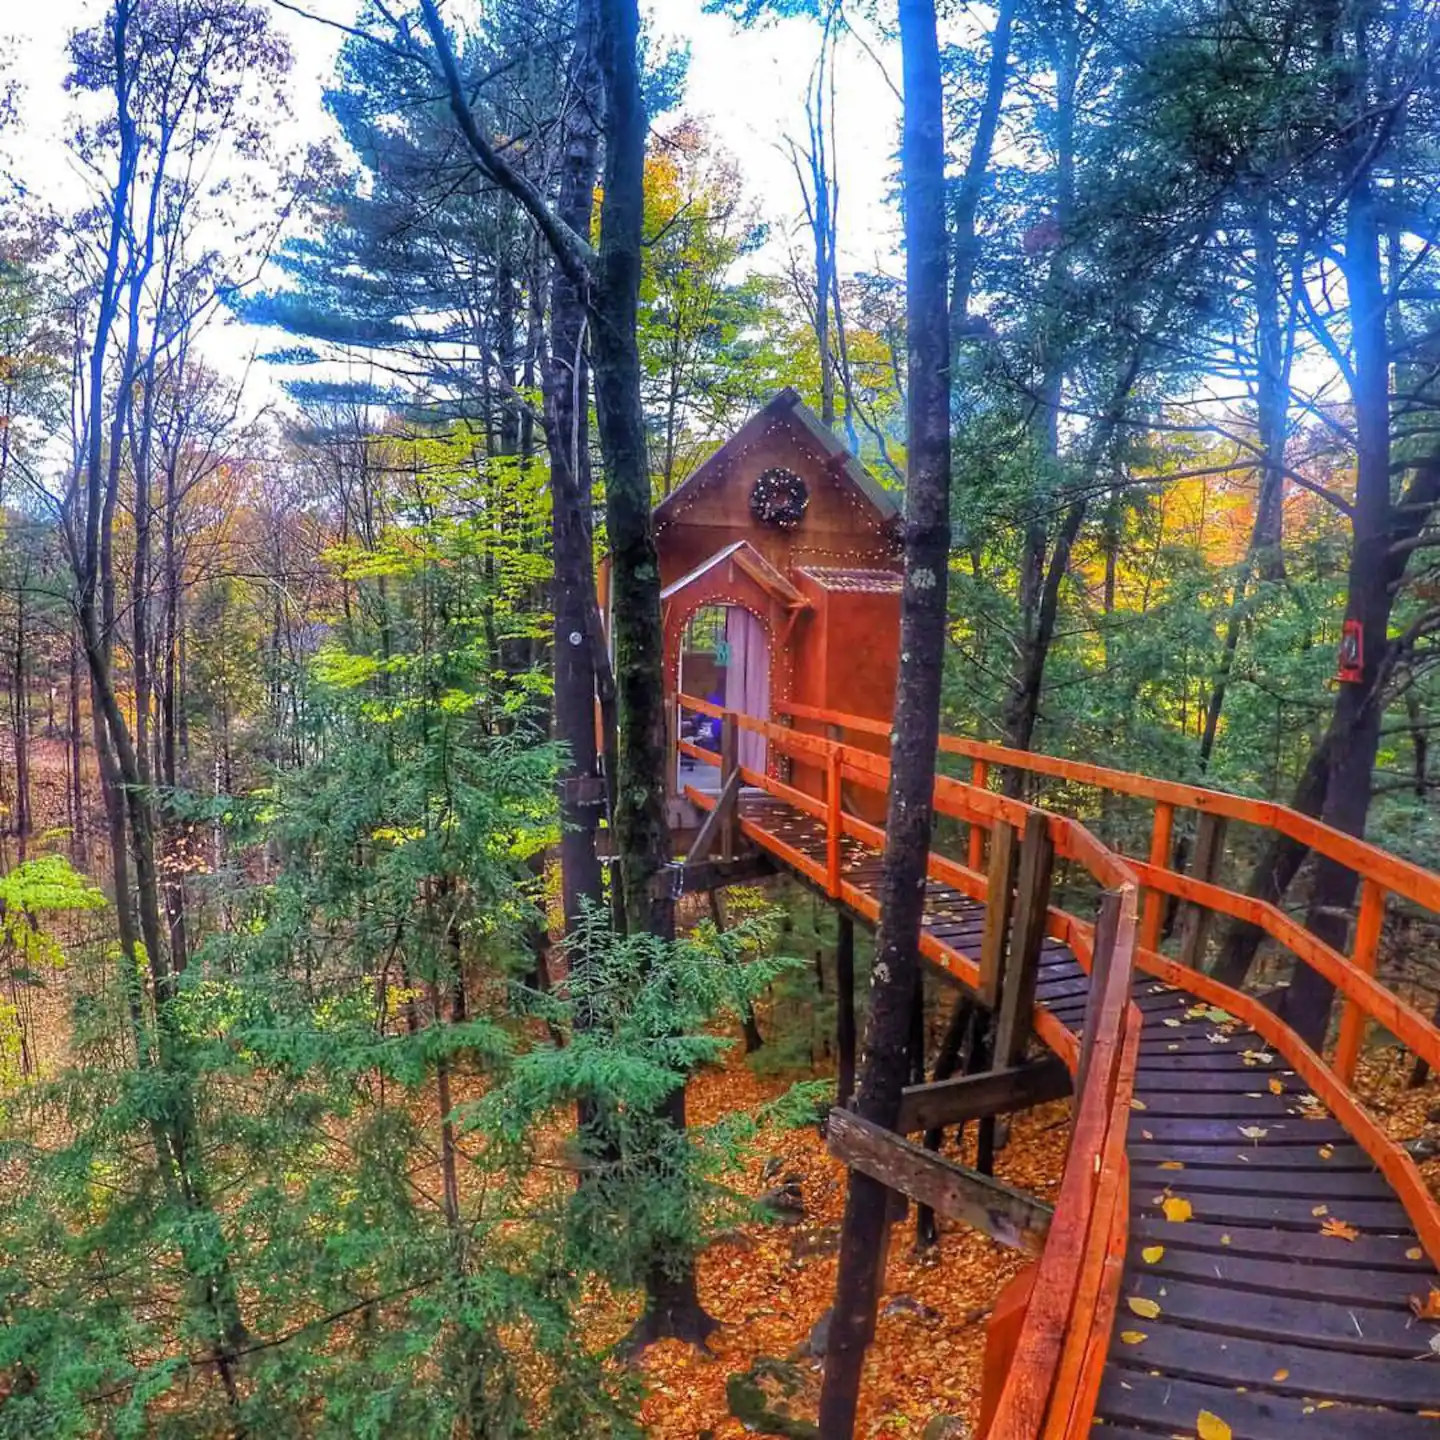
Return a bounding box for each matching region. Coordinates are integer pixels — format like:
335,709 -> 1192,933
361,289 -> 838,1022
969,758 -> 989,870
1140,801 -> 1175,951
719,713 -> 738,861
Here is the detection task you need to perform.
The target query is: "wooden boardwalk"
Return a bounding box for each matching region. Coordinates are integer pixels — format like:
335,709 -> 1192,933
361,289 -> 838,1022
722,792 -> 1440,1438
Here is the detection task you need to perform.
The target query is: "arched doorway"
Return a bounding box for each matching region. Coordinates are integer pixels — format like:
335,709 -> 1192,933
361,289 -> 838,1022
676,603 -> 770,790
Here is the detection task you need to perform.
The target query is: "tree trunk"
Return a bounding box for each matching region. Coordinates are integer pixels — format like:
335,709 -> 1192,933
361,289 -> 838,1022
819,2 -> 950,1429
543,0 -> 606,941
835,912 -> 856,1108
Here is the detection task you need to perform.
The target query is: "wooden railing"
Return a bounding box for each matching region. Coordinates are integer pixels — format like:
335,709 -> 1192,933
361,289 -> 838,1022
772,702 -> 1440,1260
673,695 -> 1440,1437
676,694 -> 1143,1436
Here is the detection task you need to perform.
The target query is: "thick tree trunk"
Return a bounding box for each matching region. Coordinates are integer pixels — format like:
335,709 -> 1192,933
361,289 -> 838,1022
592,0 -> 672,943
543,0 -> 606,940
1281,178 -> 1390,1049
819,2 -> 950,1429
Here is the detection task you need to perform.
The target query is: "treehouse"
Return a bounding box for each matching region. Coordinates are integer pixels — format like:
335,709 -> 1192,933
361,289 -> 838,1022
627,388 -> 904,816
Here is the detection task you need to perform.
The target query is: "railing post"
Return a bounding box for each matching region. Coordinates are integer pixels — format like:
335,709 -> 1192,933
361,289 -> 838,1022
1139,801 -> 1175,952
1076,891 -> 1122,1104
719,713 -> 738,861
969,758 -> 989,871
994,811 -> 1056,1068
826,745 -> 842,899
978,821 -> 1020,1009
1334,877 -> 1385,1085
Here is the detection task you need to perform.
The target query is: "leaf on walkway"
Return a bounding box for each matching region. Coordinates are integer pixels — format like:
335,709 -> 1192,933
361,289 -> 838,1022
1162,1196 -> 1192,1223
1268,1077 -> 1284,1095
1407,1246 -> 1424,1261
1320,1216 -> 1359,1241
1159,1160 -> 1184,1170
1409,1288 -> 1440,1321
1126,1296 -> 1161,1319
1130,1098 -> 1147,1111
1141,1245 -> 1164,1263
1237,1125 -> 1268,1141
1197,1409 -> 1232,1440
1272,1368 -> 1289,1382
1119,1330 -> 1147,1345
1318,1145 -> 1335,1160
1311,1204 -> 1328,1217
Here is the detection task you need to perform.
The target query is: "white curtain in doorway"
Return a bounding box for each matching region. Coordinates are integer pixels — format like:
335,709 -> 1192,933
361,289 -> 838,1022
725,607 -> 769,775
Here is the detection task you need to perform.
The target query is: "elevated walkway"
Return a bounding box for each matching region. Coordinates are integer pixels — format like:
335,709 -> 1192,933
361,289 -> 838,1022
675,696 -> 1440,1438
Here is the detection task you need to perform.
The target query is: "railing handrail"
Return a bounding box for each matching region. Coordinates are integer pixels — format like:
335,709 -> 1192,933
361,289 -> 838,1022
675,693 -> 1140,1436
773,700 -> 1440,915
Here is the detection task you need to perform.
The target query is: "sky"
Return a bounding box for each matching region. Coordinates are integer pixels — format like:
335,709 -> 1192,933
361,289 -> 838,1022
1,0 -> 904,402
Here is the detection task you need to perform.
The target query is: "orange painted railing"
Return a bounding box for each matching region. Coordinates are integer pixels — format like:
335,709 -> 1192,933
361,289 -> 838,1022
774,702 -> 1440,1264
674,695 -> 1440,1437
677,693 -> 1142,1437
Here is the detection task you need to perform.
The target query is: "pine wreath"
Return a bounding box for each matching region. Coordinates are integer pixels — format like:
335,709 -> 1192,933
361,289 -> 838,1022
749,467 -> 809,529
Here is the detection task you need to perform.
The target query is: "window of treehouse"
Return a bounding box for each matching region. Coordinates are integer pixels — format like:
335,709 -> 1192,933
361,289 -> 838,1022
677,604 -> 769,789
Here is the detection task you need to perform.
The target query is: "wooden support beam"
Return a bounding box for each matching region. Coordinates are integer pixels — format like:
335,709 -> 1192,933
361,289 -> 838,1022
678,853 -> 774,895
1176,812 -> 1227,968
1077,890 -> 1122,1104
826,1108 -> 1053,1254
977,820 -> 1019,1008
895,1056 -> 1071,1134
687,769 -> 741,866
993,810 -> 1055,1068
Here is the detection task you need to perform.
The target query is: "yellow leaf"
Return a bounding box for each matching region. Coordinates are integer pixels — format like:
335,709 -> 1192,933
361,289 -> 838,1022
1407,1247 -> 1424,1261
1273,1368 -> 1290,1382
1162,1197 -> 1192,1223
1126,1296 -> 1161,1319
1318,1145 -> 1335,1160
1311,1204 -> 1328,1217
1220,1233 -> 1232,1245
1197,1410 -> 1232,1440
1160,1160 -> 1185,1170
1141,1245 -> 1164,1264
1162,1017 -> 1182,1027
1119,1330 -> 1147,1345
1131,1098 -> 1147,1111
1268,1077 -> 1284,1095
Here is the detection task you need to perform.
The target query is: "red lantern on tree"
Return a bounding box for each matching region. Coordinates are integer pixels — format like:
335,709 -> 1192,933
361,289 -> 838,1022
1337,619 -> 1364,683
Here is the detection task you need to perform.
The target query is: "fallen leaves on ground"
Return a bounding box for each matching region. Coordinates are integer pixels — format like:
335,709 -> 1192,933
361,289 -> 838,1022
1161,1196 -> 1192,1223
628,1038 -> 1072,1438
1320,1216 -> 1360,1241
1125,1296 -> 1161,1319
1409,1288 -> 1440,1320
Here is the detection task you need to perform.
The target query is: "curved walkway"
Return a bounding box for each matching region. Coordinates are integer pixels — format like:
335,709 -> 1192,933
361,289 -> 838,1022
723,792 -> 1440,1437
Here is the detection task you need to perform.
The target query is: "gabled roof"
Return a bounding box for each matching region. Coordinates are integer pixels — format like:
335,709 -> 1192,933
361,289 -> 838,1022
653,388 -> 899,525
661,540 -> 808,609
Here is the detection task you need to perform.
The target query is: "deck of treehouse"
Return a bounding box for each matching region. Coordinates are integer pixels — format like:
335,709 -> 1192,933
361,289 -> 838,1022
674,694 -> 1440,1439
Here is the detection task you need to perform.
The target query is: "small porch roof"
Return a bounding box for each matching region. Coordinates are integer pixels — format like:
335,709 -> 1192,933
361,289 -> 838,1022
661,540 -> 809,609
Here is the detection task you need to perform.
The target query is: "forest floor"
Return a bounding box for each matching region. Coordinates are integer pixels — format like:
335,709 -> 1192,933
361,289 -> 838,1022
625,1043 -> 1072,1440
